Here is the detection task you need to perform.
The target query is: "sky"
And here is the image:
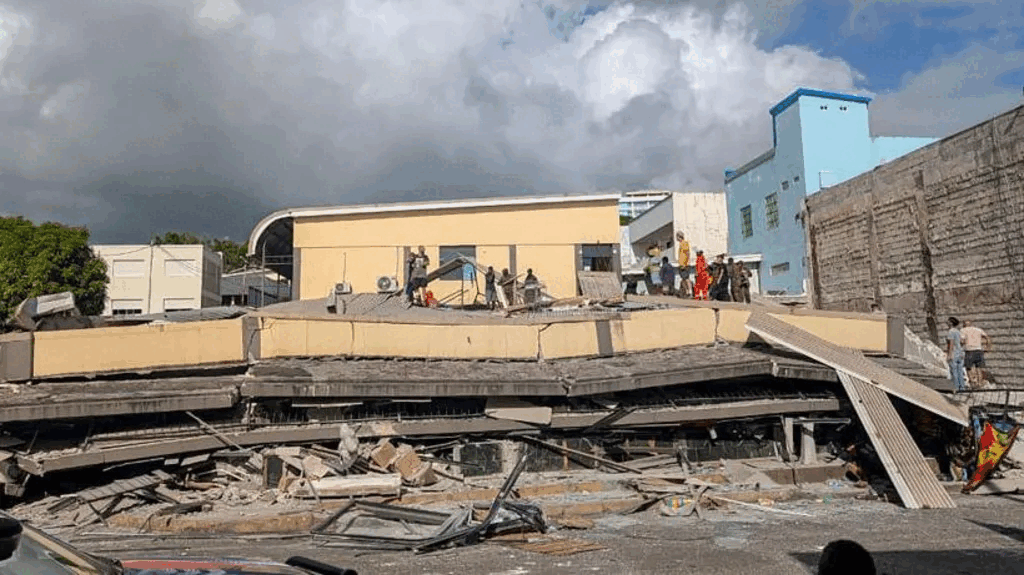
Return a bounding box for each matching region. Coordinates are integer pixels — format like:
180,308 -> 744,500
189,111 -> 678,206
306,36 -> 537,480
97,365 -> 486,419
0,0 -> 1021,245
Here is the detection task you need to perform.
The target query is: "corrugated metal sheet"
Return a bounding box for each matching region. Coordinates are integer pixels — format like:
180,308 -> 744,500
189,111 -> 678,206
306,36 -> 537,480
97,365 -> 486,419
837,372 -> 955,509
577,271 -> 623,299
745,312 -> 969,426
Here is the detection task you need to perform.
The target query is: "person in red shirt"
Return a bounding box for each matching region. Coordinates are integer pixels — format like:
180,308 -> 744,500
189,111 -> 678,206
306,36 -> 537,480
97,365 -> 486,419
693,250 -> 710,300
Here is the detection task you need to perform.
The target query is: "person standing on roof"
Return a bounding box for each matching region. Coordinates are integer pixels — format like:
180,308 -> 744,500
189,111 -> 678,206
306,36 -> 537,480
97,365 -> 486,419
484,266 -> 497,310
409,245 -> 430,306
523,268 -> 540,304
500,268 -> 515,305
659,256 -> 676,296
731,259 -> 751,304
945,317 -> 967,393
961,320 -> 992,388
676,232 -> 692,297
694,250 -> 710,300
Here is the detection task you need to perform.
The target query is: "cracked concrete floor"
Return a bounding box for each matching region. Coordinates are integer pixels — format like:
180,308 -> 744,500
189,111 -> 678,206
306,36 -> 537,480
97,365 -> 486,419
70,493 -> 1024,574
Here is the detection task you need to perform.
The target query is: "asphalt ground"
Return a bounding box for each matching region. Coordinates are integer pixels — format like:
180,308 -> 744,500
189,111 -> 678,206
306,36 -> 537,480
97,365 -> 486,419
71,493 -> 1024,575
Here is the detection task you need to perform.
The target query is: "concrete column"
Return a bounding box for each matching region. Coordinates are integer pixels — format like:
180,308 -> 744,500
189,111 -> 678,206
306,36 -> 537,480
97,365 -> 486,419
500,440 -> 523,475
782,417 -> 795,462
800,423 -> 817,465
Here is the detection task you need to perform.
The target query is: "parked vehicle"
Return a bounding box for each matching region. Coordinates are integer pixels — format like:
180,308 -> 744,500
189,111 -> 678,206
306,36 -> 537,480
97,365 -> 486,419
0,514 -> 356,575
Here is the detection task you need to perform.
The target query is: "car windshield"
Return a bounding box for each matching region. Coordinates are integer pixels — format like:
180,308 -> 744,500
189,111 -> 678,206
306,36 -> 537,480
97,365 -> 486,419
0,522 -> 116,575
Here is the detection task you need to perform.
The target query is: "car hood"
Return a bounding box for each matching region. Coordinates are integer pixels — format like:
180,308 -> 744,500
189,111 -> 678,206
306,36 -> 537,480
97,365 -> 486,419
120,557 -> 311,574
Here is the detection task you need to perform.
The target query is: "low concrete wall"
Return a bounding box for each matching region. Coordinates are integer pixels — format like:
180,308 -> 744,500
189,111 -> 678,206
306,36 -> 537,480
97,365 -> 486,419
263,308 -> 719,361
260,317 -> 542,360
17,304 -> 892,379
33,319 -> 245,378
704,308 -> 889,353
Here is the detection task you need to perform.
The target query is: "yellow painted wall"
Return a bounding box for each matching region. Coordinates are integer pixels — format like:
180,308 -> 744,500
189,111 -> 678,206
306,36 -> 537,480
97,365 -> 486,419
33,319 -> 244,377
717,308 -> 752,342
540,322 -> 603,359
260,318 -> 540,360
513,244 -> 578,300
716,308 -> 887,351
619,308 -> 717,352
293,201 -> 618,300
774,314 -> 888,352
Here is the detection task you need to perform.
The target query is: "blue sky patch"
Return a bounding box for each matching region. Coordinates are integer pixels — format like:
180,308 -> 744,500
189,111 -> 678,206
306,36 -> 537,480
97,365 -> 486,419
767,3 -> 1001,91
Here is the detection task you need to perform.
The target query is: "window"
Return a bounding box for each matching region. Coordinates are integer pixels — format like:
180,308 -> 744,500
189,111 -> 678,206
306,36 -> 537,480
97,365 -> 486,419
771,262 -> 790,276
112,259 -> 145,278
111,299 -> 144,315
781,180 -> 789,191
740,205 -> 753,238
164,259 -> 198,277
765,193 -> 780,230
819,105 -> 828,110
438,246 -> 477,281
581,244 -> 614,272
163,298 -> 194,312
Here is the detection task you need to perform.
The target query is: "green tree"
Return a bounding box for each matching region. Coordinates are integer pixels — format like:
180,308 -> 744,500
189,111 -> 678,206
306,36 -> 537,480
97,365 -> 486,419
152,231 -> 249,271
0,217 -> 108,329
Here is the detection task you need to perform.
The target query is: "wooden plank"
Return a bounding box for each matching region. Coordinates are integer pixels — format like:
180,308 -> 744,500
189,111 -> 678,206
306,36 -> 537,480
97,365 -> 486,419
837,372 -> 954,509
745,312 -> 968,426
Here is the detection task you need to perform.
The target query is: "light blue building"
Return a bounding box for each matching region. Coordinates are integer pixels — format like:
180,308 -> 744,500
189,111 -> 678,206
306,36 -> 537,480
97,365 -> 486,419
724,88 -> 937,295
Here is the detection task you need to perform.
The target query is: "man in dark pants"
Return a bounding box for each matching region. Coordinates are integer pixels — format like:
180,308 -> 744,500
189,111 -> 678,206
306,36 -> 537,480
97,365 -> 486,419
710,254 -> 731,301
484,266 -> 497,310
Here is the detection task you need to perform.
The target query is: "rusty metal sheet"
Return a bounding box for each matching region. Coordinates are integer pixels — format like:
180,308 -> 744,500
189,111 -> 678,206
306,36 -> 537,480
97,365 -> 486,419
745,312 -> 969,426
837,372 -> 955,509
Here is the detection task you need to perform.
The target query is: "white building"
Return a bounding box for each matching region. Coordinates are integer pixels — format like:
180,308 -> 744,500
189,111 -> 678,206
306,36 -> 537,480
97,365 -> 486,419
621,190 -> 761,293
618,190 -> 670,220
93,244 -> 223,316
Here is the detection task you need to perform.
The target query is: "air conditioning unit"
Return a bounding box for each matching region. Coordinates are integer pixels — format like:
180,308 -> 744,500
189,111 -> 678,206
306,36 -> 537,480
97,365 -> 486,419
334,282 -> 352,295
376,276 -> 400,293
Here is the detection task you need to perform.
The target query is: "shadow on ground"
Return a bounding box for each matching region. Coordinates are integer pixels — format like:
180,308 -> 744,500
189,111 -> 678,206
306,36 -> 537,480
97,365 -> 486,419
792,549 -> 1024,574
965,519 -> 1024,544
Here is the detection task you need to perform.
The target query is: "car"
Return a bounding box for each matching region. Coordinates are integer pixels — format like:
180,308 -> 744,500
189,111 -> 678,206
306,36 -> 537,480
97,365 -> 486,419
0,514 -> 356,575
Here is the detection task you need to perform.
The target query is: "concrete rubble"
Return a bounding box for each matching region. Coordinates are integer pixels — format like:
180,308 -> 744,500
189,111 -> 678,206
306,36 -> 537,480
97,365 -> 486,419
0,297 -> 1019,557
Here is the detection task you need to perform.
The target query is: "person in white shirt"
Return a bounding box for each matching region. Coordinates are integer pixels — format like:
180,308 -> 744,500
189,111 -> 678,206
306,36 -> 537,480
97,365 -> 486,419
960,320 -> 992,388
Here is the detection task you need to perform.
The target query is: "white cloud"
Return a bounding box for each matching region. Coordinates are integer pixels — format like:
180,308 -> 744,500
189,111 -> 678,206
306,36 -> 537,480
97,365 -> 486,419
4,0 -> 1019,242
251,13 -> 276,41
870,44 -> 1024,137
40,81 -> 89,121
196,0 -> 243,28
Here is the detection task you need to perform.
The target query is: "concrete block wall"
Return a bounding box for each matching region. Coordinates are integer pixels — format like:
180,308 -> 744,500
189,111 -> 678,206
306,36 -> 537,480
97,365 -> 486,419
807,104 -> 1024,384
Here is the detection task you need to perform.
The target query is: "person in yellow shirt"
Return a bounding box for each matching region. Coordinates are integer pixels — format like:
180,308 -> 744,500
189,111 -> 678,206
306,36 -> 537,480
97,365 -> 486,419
676,232 -> 692,297
676,232 -> 690,267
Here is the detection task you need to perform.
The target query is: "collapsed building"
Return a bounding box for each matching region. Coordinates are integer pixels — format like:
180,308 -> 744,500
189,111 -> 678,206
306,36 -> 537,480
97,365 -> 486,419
0,289 -> 980,512
0,191 -> 1017,541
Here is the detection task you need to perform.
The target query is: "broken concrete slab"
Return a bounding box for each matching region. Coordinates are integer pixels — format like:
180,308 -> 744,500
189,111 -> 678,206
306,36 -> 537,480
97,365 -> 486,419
485,398 -> 553,425
288,474 -> 402,498
746,311 -> 969,426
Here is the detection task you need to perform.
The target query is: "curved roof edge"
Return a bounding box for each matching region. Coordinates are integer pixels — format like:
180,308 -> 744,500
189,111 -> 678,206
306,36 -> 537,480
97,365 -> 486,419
247,193 -> 622,256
